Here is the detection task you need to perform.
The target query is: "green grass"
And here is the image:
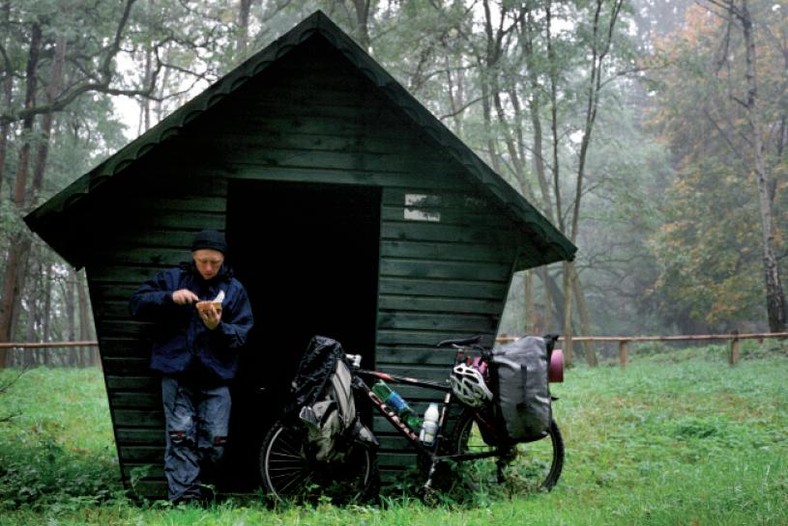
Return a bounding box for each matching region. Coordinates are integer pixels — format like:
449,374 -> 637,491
0,342 -> 785,525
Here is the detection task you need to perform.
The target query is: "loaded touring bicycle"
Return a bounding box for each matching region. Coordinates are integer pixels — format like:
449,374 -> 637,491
258,334 -> 566,504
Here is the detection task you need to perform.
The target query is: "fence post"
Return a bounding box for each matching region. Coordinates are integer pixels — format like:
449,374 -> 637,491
619,340 -> 629,367
729,330 -> 740,365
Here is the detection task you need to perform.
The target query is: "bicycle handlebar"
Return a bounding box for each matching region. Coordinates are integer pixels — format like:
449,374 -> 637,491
345,354 -> 363,368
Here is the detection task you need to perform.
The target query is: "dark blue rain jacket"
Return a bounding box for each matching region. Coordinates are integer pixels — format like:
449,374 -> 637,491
129,261 -> 254,382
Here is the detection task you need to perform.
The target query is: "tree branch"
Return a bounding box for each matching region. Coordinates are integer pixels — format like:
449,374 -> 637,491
0,0 -> 165,125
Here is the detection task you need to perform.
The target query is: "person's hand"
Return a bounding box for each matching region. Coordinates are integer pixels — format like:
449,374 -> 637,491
172,289 -> 199,305
196,302 -> 222,330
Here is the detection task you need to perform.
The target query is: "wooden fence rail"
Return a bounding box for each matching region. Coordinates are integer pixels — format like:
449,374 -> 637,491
0,341 -> 99,349
2,332 -> 787,367
496,331 -> 788,366
0,340 -> 101,368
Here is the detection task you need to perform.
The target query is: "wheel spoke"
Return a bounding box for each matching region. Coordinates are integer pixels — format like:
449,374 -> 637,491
260,421 -> 375,504
446,410 -> 564,496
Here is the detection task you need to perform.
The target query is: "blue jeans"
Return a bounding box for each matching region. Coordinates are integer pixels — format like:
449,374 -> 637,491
161,376 -> 231,502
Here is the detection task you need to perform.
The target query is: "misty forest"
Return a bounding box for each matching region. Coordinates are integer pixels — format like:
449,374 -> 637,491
0,0 -> 785,367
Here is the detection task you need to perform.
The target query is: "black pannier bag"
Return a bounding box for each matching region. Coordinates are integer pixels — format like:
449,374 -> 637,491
489,335 -> 552,443
290,335 -> 376,462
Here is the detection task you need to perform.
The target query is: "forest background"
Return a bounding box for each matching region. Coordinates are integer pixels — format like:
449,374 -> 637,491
0,0 -> 785,367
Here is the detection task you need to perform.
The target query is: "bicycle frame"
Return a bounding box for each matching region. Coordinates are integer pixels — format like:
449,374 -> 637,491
353,367 -> 505,464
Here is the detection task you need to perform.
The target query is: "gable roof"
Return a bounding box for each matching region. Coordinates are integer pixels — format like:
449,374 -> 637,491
25,10 -> 576,268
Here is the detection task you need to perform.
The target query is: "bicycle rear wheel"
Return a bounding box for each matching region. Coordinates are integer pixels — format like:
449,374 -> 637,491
259,420 -> 375,505
449,409 -> 564,492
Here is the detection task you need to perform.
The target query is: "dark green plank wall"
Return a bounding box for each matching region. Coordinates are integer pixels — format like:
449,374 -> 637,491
86,190 -> 230,498
77,36 -> 527,495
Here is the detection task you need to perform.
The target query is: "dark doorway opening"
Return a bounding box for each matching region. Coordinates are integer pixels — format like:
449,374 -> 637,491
220,179 -> 381,491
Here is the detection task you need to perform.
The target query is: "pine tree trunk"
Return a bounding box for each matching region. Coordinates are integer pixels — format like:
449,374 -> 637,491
77,271 -> 97,367
571,264 -> 598,366
561,261 -> 574,367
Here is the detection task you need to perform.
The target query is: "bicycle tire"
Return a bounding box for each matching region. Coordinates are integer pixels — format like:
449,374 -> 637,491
448,409 -> 565,492
259,420 -> 375,505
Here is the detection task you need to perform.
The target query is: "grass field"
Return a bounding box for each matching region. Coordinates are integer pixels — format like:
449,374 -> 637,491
0,342 -> 785,525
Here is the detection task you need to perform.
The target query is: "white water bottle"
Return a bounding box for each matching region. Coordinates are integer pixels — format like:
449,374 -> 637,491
419,403 -> 440,446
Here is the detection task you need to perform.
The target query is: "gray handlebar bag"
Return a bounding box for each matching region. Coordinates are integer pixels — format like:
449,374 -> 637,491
491,335 -> 552,443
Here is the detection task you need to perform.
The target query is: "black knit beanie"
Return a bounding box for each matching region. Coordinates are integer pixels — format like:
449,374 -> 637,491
191,229 -> 228,254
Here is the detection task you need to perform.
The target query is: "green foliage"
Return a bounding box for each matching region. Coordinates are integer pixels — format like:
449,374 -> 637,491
0,368 -> 123,512
644,0 -> 787,333
647,158 -> 767,331
3,0 -> 784,350
1,345 -> 786,525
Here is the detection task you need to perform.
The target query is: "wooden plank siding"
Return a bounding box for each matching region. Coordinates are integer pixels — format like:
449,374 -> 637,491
371,184 -> 519,475
83,36 -> 521,489
26,13 -> 575,498
84,148 -> 519,488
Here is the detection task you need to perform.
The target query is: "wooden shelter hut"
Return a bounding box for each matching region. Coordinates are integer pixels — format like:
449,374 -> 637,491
25,10 -> 576,498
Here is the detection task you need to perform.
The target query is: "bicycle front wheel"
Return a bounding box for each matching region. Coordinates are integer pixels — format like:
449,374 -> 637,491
259,420 -> 375,505
449,410 -> 564,493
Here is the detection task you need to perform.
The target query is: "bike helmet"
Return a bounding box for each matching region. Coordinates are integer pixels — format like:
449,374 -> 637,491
450,363 -> 493,408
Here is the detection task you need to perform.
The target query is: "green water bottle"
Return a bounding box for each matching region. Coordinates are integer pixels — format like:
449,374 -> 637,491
371,380 -> 422,430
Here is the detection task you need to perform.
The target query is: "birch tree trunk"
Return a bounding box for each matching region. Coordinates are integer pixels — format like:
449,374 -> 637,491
706,0 -> 786,332
737,0 -> 786,332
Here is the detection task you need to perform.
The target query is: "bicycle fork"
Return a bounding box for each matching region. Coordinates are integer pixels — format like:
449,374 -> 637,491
420,389 -> 454,495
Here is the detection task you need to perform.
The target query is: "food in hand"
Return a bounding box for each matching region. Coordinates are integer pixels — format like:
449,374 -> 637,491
196,301 -> 222,315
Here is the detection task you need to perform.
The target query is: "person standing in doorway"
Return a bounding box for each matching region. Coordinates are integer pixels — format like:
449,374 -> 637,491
129,229 -> 254,505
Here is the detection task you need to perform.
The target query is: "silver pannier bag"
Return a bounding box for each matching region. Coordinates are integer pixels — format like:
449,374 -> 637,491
491,335 -> 552,443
